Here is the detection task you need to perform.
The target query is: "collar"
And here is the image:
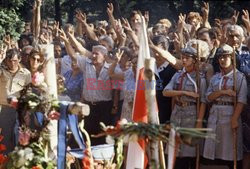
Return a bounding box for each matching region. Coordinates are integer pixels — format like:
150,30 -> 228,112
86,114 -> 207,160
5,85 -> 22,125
221,69 -> 234,77
157,61 -> 169,73
104,62 -> 111,69
219,69 -> 235,90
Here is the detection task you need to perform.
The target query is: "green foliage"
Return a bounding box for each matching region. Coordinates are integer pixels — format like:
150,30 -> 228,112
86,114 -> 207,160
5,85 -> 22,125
1,0 -> 25,10
0,8 -> 25,41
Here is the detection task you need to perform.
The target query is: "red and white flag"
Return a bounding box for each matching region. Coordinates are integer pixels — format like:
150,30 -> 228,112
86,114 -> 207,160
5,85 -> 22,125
126,15 -> 155,169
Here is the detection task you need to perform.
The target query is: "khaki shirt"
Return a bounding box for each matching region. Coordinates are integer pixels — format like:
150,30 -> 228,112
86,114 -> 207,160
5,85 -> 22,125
0,65 -> 31,105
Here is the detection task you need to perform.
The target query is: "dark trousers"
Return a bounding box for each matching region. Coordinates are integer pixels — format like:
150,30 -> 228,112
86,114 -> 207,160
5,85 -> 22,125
174,157 -> 196,169
84,101 -> 113,146
201,157 -> 242,169
0,105 -> 17,154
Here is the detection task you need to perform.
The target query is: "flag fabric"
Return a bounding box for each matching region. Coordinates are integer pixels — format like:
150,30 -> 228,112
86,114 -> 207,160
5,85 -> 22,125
126,15 -> 152,169
168,128 -> 176,169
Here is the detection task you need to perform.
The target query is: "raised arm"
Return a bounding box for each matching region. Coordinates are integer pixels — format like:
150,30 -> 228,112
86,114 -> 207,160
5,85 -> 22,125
107,3 -> 116,30
58,28 -> 77,61
149,44 -> 183,70
242,10 -> 250,33
76,11 -> 98,41
75,9 -> 84,37
33,0 -> 42,41
66,29 -> 92,58
201,2 -> 211,29
108,49 -> 125,80
122,18 -> 139,48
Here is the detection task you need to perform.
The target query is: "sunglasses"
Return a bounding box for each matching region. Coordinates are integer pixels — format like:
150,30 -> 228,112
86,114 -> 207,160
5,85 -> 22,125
31,56 -> 42,62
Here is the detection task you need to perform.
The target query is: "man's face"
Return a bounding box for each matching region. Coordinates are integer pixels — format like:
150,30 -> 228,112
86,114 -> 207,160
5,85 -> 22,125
91,50 -> 105,65
107,28 -> 117,41
54,45 -> 62,58
198,33 -> 213,50
6,55 -> 20,72
227,29 -> 243,49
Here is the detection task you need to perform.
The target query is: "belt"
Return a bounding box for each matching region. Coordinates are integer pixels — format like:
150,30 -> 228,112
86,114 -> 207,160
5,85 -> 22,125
84,100 -> 111,106
175,101 -> 196,107
213,101 -> 234,106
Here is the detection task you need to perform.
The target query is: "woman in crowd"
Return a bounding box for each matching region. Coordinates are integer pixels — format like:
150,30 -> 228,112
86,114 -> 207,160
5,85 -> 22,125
202,44 -> 247,169
108,47 -> 135,121
61,60 -> 83,102
163,45 -> 207,169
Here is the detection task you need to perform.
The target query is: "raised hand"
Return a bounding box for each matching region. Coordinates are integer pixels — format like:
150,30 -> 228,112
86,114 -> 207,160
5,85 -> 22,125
177,13 -> 186,32
0,44 -> 7,61
242,9 -> 249,24
36,0 -> 42,7
144,11 -> 149,24
231,10 -> 240,24
3,35 -> 11,47
107,3 -> 114,17
58,28 -> 68,42
114,19 -> 123,33
53,21 -> 60,37
76,10 -> 87,23
121,17 -> 133,33
114,49 -> 124,62
201,2 -> 209,21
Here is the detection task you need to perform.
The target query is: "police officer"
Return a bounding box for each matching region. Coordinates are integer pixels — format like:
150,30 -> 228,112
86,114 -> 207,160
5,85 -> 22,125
202,44 -> 247,169
163,45 -> 207,169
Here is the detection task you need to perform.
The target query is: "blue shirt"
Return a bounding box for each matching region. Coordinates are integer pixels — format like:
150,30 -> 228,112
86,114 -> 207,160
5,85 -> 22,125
63,70 -> 83,101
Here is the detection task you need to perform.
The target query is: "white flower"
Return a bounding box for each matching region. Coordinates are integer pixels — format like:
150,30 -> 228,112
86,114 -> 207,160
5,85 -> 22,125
119,119 -> 128,126
28,100 -> 39,107
16,156 -> 26,168
23,147 -> 34,160
106,135 -> 115,144
17,149 -> 25,157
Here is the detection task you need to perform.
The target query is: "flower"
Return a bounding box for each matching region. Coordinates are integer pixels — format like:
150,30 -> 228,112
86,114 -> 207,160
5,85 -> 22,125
0,135 -> 3,142
116,118 -> 128,129
10,97 -> 18,109
48,110 -> 60,120
32,166 -> 41,169
24,147 -> 34,161
0,144 -> 6,152
0,154 -> 8,164
32,72 -> 45,86
105,135 -> 115,144
28,100 -> 39,108
18,129 -> 31,146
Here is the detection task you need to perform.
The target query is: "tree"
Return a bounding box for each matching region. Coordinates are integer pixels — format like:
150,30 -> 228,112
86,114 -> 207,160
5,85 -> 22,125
0,0 -> 25,41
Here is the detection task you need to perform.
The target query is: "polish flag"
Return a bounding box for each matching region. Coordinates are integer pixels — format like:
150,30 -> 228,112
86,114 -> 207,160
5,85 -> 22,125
126,15 -> 153,169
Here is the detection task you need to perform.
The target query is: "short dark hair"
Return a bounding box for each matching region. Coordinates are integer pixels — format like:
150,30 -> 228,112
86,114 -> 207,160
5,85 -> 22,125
6,48 -> 20,60
152,35 -> 169,50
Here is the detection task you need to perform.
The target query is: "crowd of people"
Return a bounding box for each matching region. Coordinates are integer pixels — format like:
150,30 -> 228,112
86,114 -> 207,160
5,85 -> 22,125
0,0 -> 250,168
